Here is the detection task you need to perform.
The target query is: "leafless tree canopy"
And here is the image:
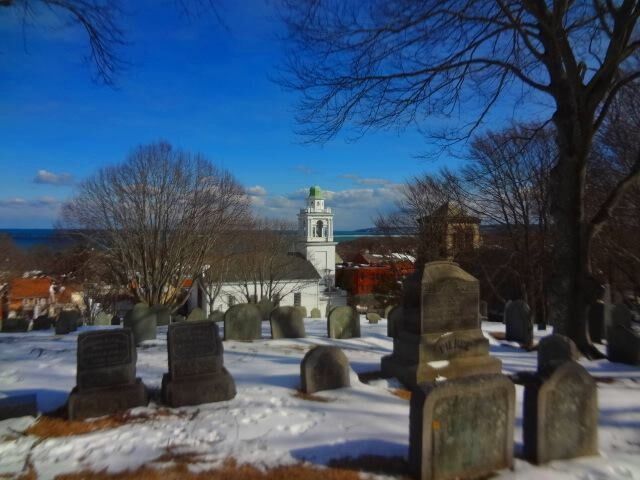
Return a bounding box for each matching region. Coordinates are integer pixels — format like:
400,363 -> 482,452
61,141 -> 250,307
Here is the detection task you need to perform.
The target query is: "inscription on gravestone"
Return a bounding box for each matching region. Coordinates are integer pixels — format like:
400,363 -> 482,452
422,277 -> 478,333
77,330 -> 135,390
169,321 -> 222,378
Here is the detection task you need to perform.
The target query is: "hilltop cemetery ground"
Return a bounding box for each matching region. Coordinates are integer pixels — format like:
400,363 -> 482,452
0,318 -> 639,479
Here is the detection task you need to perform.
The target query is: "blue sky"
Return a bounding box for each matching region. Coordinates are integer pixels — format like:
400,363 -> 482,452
0,1 -> 546,229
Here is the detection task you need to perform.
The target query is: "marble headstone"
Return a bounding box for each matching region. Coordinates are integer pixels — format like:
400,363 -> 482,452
224,303 -> 262,341
327,306 -> 360,339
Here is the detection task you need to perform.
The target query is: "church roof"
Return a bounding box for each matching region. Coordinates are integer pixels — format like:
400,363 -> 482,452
219,253 -> 321,282
309,185 -> 323,199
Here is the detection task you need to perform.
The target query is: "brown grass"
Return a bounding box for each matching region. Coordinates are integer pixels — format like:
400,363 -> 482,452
390,388 -> 412,401
292,390 -> 333,403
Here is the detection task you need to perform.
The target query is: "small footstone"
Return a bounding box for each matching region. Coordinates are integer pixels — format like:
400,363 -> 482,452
366,312 -> 381,324
0,394 -> 38,420
524,361 -> 598,464
162,320 -> 236,407
327,306 -> 360,339
409,374 -> 515,480
94,312 -> 112,326
187,307 -> 206,322
300,346 -> 350,394
310,307 -> 321,318
270,306 -> 306,339
67,329 -> 148,420
224,304 -> 261,341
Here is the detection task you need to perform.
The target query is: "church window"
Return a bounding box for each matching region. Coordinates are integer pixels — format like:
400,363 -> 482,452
294,292 -> 302,306
316,220 -> 324,238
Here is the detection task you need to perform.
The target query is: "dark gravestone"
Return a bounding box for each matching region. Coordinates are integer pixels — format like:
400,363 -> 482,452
67,329 -> 148,420
257,299 -> 276,321
382,261 -> 501,387
124,303 -> 157,345
0,394 -> 38,420
300,346 -> 351,394
152,305 -> 171,326
409,374 -> 515,480
187,307 -> 207,322
55,314 -> 74,335
172,314 -> 186,323
524,361 -> 598,464
162,320 -> 236,407
504,300 -> 533,345
588,302 -> 605,344
327,306 -> 360,339
33,315 -> 53,330
607,304 -> 640,365
310,307 -> 321,319
1,317 -> 29,333
479,300 -> 488,319
387,305 -> 402,338
270,306 -> 306,339
111,315 -> 121,326
208,310 -> 224,322
224,303 -> 262,341
537,334 -> 579,375
366,312 -> 381,324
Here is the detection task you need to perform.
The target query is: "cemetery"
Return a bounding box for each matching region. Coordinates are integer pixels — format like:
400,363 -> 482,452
0,262 -> 639,479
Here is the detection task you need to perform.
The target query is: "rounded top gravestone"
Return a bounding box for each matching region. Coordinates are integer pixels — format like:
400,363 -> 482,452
257,299 -> 276,321
504,299 -> 533,345
124,303 -> 157,345
328,306 -> 360,339
208,310 -> 224,322
270,306 -> 306,339
94,311 -> 112,326
300,346 -> 351,394
310,307 -> 321,318
294,305 -> 308,318
187,308 -> 207,322
366,312 -> 381,324
537,334 -> 580,374
151,305 -> 171,326
224,303 -> 262,341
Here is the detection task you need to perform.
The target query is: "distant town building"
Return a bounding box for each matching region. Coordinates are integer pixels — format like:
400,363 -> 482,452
336,250 -> 415,296
420,201 -> 481,259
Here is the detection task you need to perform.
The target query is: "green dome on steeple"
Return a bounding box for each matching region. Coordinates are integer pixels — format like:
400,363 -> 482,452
309,185 -> 323,199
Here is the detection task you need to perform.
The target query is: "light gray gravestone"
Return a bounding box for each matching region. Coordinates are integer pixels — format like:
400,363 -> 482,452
366,312 -> 381,324
187,307 -> 207,322
327,306 -> 360,339
224,303 -> 262,341
310,307 -> 322,318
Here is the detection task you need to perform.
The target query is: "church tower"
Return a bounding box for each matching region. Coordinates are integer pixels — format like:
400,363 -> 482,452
296,186 -> 337,285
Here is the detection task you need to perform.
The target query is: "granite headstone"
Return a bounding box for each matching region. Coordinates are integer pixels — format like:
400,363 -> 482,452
300,346 -> 351,394
270,306 -> 306,339
224,303 -> 262,341
504,300 -> 533,345
327,306 -> 360,339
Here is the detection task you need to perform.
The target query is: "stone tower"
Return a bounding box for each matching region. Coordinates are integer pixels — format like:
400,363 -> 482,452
296,186 -> 337,285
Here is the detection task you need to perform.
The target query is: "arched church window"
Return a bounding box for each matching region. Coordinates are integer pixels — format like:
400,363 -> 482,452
316,220 -> 324,238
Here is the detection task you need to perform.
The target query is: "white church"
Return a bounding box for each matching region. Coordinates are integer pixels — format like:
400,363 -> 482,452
188,186 -> 347,316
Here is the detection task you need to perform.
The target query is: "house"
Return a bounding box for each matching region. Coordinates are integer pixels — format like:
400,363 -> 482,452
336,250 -> 415,296
419,202 -> 481,258
7,277 -> 54,318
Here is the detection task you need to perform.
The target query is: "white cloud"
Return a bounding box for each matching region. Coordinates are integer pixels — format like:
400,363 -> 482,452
0,196 -> 64,227
34,170 -> 74,186
246,185 -> 267,196
339,173 -> 391,186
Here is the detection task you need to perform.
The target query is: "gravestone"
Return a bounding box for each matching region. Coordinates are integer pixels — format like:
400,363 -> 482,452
162,320 -> 236,407
479,300 -> 488,319
257,299 -> 276,321
524,361 -> 598,464
387,305 -> 402,337
607,304 -> 640,365
310,307 -> 321,319
381,261 -> 502,387
327,306 -> 360,339
152,305 -> 171,326
409,374 -> 515,480
111,315 -> 121,326
587,302 -> 605,343
0,394 -> 38,420
366,312 -> 381,324
504,300 -> 533,345
94,312 -> 112,326
537,334 -> 579,374
55,314 -> 74,335
187,307 -> 207,322
124,303 -> 157,345
67,329 -> 148,420
270,306 -> 306,339
32,315 -> 53,330
5,317 -> 29,333
300,346 -> 351,394
294,305 -> 308,318
208,310 -> 224,322
384,305 -> 394,319
224,303 -> 262,341
172,314 -> 186,323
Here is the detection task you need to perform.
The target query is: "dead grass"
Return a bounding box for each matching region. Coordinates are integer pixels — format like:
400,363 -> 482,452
329,455 -> 410,478
390,388 -> 412,401
26,409 -> 183,439
292,390 -> 333,403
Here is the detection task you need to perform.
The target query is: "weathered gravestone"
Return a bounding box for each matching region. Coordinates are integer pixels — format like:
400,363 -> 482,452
537,334 -> 580,375
58,310 -> 81,331
224,303 -> 262,341
504,300 -> 533,345
270,306 -> 306,339
300,346 -> 351,394
94,312 -> 112,326
387,305 -> 402,338
1,317 -> 29,333
294,305 -> 308,319
111,315 -> 121,326
208,310 -> 224,322
172,314 -> 186,323
55,313 -> 75,335
32,315 -> 53,330
524,361 -> 598,464
327,306 -> 360,339
366,312 -> 381,324
257,299 -> 276,321
381,261 -> 501,387
587,302 -> 605,344
152,305 -> 171,326
409,374 -> 515,480
0,394 -> 38,420
123,303 -> 157,345
310,307 -> 321,318
384,304 -> 394,319
162,320 -> 236,407
479,300 -> 488,320
187,307 -> 207,322
607,304 -> 640,365
67,329 -> 148,420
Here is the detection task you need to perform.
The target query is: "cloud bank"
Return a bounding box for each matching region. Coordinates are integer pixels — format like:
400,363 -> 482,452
33,170 -> 74,186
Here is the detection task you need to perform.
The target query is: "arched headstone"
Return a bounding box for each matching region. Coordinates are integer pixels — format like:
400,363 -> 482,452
327,306 -> 360,339
270,306 -> 306,339
124,303 -> 157,345
224,303 -> 262,341
300,346 -> 350,394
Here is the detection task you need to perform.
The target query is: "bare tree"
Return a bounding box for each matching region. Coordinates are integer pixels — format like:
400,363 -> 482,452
0,234 -> 25,282
280,0 -> 640,355
61,141 -> 249,308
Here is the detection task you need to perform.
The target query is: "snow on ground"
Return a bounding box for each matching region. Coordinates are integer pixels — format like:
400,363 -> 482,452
0,318 -> 639,479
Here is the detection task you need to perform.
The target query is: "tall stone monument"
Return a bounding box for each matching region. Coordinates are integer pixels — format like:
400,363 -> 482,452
381,261 -> 501,387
